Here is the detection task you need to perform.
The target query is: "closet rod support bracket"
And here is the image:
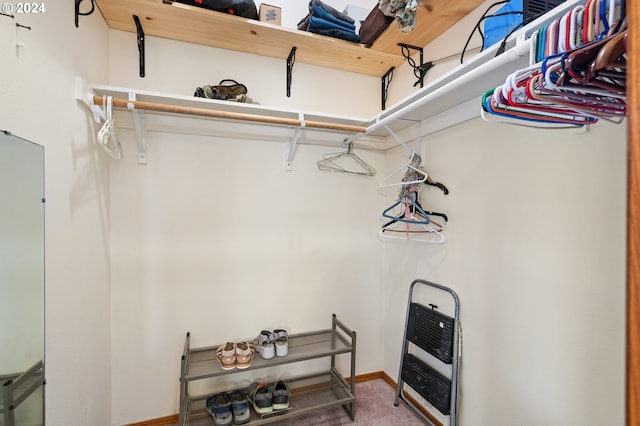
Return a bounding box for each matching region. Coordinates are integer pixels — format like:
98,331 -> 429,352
285,114 -> 304,171
128,93 -> 147,165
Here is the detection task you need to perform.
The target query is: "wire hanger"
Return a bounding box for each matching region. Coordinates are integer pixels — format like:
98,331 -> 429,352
317,142 -> 376,176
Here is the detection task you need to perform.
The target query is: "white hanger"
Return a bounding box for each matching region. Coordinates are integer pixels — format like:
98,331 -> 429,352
379,152 -> 428,188
97,96 -> 122,159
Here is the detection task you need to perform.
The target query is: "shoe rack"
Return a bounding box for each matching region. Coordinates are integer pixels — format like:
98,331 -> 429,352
178,314 -> 356,425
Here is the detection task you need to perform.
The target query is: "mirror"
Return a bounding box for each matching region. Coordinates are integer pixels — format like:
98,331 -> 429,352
0,130 -> 45,426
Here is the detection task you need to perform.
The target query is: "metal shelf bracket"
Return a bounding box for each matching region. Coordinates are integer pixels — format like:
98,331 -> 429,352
133,15 -> 145,78
382,67 -> 394,110
128,93 -> 147,164
75,0 -> 95,28
398,43 -> 433,88
287,46 -> 297,97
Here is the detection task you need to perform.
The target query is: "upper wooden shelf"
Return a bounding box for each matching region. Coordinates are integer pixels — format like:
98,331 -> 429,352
95,0 -> 403,76
94,0 -> 484,77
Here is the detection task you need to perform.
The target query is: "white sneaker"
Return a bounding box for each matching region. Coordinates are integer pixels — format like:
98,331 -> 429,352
253,330 -> 275,360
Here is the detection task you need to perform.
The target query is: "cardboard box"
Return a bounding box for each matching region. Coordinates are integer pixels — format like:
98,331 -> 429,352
259,3 -> 281,25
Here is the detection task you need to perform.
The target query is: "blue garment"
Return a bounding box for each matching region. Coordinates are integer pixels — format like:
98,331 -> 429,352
311,6 -> 356,31
309,0 -> 354,24
308,15 -> 355,33
298,0 -> 360,43
308,26 -> 361,43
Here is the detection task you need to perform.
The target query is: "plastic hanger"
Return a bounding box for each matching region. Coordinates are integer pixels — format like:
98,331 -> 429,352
97,96 -> 122,159
317,142 -> 376,176
379,220 -> 446,243
379,151 -> 427,188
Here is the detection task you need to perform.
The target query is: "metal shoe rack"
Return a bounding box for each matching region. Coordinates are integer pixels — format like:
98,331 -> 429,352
178,314 -> 356,425
394,279 -> 461,426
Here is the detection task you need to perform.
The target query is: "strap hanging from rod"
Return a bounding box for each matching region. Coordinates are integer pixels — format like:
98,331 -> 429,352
133,15 -> 145,78
382,67 -> 394,110
398,43 -> 433,88
90,95 -> 367,133
287,46 -> 296,97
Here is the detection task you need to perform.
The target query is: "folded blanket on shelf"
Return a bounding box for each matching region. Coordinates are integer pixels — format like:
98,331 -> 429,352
298,0 -> 360,43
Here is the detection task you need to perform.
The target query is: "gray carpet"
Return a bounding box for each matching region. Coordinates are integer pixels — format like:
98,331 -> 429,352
186,379 -> 426,426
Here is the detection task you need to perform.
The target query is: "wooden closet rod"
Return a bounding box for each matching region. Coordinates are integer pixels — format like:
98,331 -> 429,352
92,95 -> 367,134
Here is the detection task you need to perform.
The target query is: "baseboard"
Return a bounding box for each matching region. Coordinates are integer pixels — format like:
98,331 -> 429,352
125,414 -> 179,426
123,371 -> 439,426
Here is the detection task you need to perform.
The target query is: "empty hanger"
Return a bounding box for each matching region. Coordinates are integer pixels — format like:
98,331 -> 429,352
317,142 -> 376,176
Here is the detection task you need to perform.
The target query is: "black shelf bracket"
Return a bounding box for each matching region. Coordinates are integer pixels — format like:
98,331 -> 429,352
75,0 -> 95,28
286,46 -> 296,97
398,43 -> 433,88
381,66 -> 394,111
133,15 -> 145,78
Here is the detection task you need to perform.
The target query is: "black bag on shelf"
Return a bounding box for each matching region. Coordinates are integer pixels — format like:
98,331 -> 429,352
172,0 -> 259,20
359,3 -> 394,47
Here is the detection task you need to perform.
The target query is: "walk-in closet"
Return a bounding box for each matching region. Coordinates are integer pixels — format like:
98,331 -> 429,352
0,0 -> 636,425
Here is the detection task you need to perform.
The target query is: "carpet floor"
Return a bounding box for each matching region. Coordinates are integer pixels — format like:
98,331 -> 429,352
185,379 -> 426,426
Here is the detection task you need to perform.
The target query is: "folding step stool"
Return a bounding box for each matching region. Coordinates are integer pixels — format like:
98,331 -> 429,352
394,279 -> 461,426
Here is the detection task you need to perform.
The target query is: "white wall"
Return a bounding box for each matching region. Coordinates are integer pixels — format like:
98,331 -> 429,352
106,1 -> 627,424
0,0 -> 626,425
108,131 -> 385,423
382,119 -> 627,425
0,3 -> 111,426
107,30 -> 381,118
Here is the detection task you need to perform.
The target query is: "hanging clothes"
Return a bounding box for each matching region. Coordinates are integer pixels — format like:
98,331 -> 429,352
379,0 -> 421,33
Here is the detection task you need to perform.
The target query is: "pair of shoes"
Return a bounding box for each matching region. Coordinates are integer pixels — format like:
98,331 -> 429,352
205,390 -> 251,425
246,380 -> 290,415
216,342 -> 255,370
253,329 -> 288,360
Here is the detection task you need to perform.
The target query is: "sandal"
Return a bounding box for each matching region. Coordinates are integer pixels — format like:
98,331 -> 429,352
273,329 -> 288,357
205,392 -> 233,426
235,341 -> 255,369
253,330 -> 275,360
272,380 -> 290,410
230,390 -> 251,425
216,342 -> 236,370
246,382 -> 273,414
